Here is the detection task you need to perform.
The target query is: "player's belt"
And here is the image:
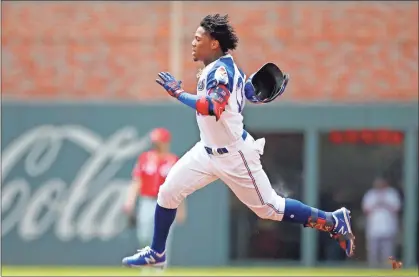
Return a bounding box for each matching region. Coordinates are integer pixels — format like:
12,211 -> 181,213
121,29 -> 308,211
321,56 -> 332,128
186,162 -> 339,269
204,130 -> 248,155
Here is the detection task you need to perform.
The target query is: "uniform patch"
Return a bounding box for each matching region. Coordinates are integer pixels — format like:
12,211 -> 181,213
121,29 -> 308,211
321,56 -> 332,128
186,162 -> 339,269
198,79 -> 205,91
214,66 -> 228,85
217,66 -> 227,76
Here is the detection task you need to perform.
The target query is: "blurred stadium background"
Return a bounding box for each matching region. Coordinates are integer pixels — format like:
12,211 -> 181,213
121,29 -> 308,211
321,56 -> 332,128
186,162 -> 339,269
1,1 -> 418,276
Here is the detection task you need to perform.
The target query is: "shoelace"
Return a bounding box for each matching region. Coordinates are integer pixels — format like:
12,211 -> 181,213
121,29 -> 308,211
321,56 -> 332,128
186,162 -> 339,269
135,247 -> 153,257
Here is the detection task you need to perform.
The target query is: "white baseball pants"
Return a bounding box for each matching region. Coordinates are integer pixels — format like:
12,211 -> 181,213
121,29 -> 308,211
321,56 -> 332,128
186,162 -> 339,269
157,133 -> 286,221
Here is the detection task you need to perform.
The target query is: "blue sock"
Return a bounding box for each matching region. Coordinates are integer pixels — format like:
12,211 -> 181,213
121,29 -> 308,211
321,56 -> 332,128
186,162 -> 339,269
282,198 -> 333,226
151,204 -> 177,254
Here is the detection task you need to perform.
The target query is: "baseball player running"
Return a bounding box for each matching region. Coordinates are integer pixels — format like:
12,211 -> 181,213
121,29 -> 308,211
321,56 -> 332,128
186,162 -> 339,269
123,128 -> 186,265
123,14 -> 355,268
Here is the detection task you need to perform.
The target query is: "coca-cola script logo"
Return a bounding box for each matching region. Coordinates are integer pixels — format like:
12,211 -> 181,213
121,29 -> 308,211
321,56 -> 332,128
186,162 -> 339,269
1,125 -> 151,242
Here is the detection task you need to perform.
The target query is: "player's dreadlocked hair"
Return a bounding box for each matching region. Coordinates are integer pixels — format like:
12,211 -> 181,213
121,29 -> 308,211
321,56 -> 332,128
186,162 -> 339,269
200,14 -> 239,54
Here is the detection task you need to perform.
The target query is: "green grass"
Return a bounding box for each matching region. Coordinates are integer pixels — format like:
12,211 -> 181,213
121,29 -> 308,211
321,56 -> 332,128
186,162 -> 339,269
2,266 -> 417,276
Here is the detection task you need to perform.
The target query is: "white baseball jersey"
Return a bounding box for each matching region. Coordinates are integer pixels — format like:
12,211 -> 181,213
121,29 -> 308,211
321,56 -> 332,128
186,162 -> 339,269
156,54 -> 286,226
196,54 -> 246,148
362,187 -> 401,238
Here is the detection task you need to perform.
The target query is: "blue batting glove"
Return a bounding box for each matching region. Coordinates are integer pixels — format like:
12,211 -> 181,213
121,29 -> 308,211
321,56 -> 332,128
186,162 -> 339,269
244,74 -> 260,104
156,72 -> 184,98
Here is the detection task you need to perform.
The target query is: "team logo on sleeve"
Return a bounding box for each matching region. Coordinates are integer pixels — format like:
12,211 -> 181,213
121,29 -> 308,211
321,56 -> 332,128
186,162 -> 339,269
214,66 -> 228,84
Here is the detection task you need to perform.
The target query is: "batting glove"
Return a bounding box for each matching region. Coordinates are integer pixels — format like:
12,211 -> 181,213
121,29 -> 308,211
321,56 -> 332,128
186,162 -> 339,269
244,74 -> 260,104
156,72 -> 184,98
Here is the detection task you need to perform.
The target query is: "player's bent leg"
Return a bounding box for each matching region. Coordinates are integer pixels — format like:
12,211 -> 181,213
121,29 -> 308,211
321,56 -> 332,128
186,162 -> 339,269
215,139 -> 286,221
220,163 -> 286,221
282,198 -> 355,257
156,142 -> 219,209
123,143 -> 218,268
215,137 -> 355,258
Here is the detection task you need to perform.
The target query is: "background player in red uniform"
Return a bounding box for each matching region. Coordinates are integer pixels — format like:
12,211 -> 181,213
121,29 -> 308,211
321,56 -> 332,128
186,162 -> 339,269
123,127 -> 186,266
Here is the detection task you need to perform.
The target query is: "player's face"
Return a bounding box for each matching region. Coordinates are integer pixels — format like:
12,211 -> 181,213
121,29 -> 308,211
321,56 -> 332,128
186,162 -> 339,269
373,178 -> 388,189
192,26 -> 215,62
154,141 -> 170,153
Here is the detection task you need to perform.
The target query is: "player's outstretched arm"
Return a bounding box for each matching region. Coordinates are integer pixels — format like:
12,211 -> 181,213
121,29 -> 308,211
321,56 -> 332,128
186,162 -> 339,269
156,71 -> 229,121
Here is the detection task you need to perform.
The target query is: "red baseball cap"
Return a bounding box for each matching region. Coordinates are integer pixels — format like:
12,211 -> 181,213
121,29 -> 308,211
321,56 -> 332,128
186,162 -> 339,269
150,128 -> 171,143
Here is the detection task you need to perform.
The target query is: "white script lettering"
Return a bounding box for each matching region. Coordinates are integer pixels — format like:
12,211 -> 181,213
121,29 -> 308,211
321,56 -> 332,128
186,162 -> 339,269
1,125 -> 150,242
